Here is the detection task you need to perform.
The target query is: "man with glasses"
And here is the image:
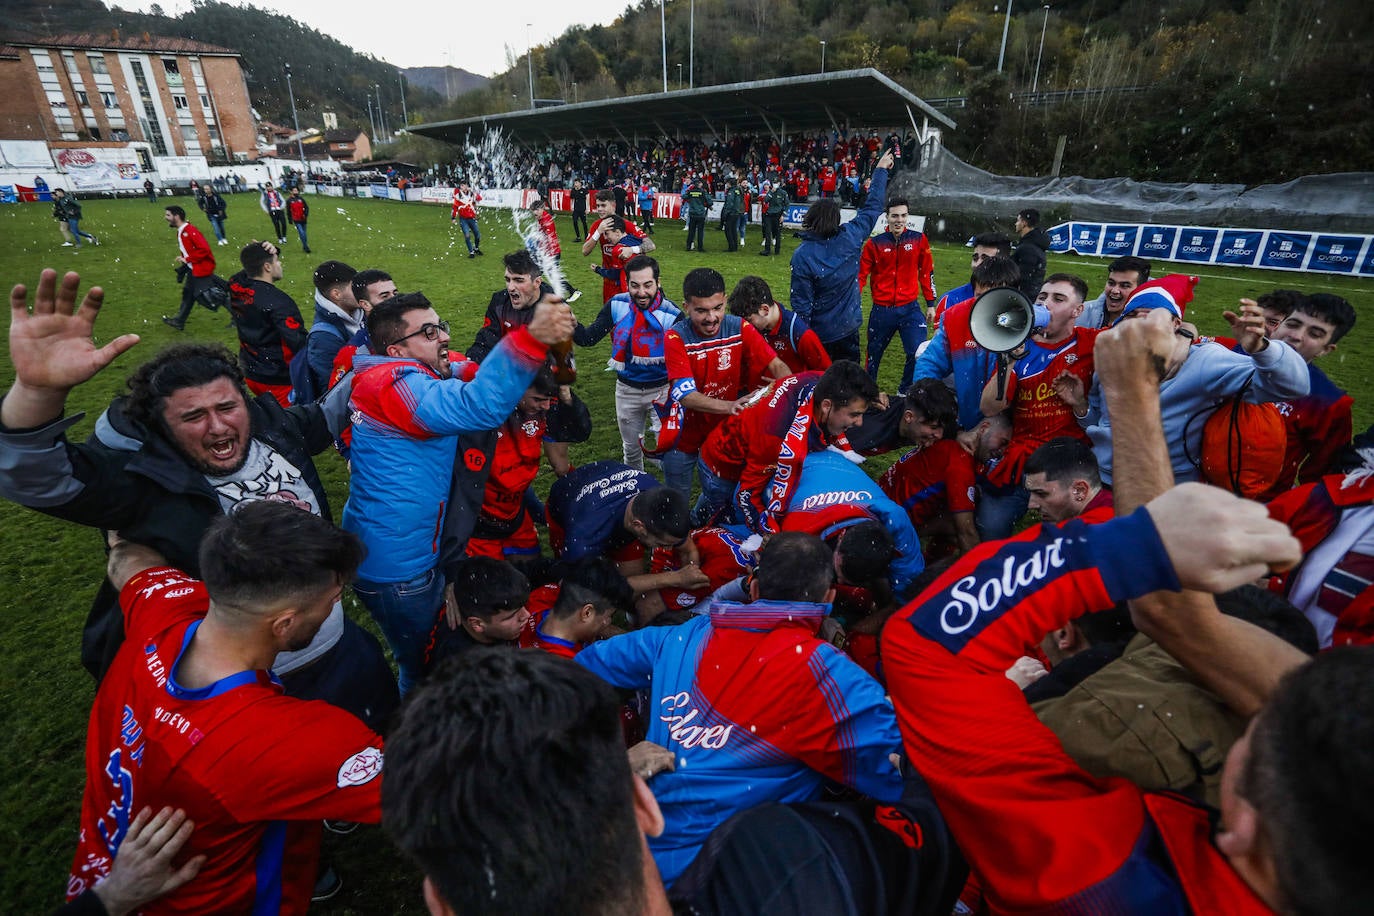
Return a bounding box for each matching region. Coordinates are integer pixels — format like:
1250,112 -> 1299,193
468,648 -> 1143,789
342,291 -> 575,694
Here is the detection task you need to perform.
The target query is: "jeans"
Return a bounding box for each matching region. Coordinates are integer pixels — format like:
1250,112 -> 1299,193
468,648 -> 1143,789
693,460 -> 739,527
353,567 -> 445,696
662,448 -> 698,498
616,379 -> 668,470
687,216 -> 705,251
458,216 -> 481,252
737,213 -> 748,244
975,483 -> 1030,542
208,215 -> 226,242
293,221 -> 308,250
822,331 -> 862,365
66,218 -> 96,246
866,302 -> 927,391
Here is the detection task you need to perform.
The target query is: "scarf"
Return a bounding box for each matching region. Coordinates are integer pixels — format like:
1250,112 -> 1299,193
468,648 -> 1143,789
758,381 -> 861,534
609,292 -> 668,371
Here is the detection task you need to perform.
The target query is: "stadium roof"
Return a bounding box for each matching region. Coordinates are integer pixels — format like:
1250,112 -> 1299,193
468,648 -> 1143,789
407,68 -> 956,147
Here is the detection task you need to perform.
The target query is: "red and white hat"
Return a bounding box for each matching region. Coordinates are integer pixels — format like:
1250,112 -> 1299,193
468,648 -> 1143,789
1116,274 -> 1199,323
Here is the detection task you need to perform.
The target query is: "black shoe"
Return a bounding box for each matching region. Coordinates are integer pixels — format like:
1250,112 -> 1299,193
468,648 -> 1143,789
162,316 -> 185,330
303,246 -> 312,253
475,248 -> 485,256
312,866 -> 343,903
468,252 -> 475,259
759,250 -> 770,256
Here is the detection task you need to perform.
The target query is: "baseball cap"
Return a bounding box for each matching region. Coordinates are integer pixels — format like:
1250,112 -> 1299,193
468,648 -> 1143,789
313,260 -> 357,293
1116,274 -> 1199,323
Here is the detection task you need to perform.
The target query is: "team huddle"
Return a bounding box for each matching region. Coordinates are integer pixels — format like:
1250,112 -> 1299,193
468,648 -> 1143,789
4,156 -> 1371,916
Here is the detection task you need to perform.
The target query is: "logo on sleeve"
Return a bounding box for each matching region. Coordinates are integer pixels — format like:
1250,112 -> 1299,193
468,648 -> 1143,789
337,747 -> 383,787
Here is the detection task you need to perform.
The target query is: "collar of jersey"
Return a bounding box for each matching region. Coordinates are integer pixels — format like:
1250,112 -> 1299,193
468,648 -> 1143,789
165,619 -> 281,700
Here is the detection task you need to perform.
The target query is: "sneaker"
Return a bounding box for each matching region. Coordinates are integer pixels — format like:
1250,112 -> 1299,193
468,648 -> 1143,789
567,289 -> 583,303
323,819 -> 359,835
279,237 -> 286,243
218,239 -> 228,245
91,236 -> 99,246
475,249 -> 485,256
161,317 -> 185,331
303,247 -> 312,253
61,242 -> 73,247
311,866 -> 343,903
467,252 -> 475,259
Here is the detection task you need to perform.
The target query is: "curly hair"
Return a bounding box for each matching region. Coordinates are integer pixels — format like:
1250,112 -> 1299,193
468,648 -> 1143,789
124,343 -> 243,433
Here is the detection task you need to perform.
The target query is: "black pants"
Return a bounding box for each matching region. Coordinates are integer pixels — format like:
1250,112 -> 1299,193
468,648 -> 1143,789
687,216 -> 705,251
762,214 -> 782,253
723,213 -> 739,251
639,207 -> 654,234
823,331 -> 862,364
174,274 -> 217,323
572,210 -> 588,239
269,208 -> 288,239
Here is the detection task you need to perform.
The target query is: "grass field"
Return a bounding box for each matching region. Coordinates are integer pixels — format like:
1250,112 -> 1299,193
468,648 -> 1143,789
1,194 -> 1370,912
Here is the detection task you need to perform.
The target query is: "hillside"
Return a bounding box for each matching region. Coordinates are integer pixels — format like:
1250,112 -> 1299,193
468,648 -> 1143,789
402,65 -> 489,102
0,0 -> 444,136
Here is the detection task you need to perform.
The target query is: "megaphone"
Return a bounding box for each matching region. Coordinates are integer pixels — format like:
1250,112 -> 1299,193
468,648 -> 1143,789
968,288 -> 1052,402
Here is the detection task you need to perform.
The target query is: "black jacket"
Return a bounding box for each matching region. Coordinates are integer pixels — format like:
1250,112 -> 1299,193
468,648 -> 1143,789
228,272 -> 308,385
1012,226 -> 1052,300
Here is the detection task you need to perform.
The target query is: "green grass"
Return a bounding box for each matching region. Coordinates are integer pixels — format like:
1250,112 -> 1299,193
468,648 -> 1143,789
1,195 -> 1371,912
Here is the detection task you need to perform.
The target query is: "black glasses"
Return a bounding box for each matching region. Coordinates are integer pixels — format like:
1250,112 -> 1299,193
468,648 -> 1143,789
391,319 -> 449,347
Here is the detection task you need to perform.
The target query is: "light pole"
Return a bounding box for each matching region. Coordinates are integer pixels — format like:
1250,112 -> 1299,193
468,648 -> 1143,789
689,0 -> 694,88
573,81 -> 578,103
366,95 -> 376,141
819,40 -> 826,74
526,23 -> 534,108
398,69 -> 408,127
660,0 -> 668,92
284,63 -> 305,177
997,0 -> 1014,73
1032,4 -> 1050,93
677,63 -> 683,89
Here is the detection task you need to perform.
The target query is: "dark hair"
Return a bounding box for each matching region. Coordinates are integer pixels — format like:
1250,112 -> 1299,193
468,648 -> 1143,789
1108,256 -> 1151,284
1297,293 -> 1357,345
451,557 -> 530,622
1072,602 -> 1136,647
814,360 -> 880,413
682,267 -> 726,303
727,275 -> 774,317
972,255 -> 1020,291
503,248 -> 541,278
1255,289 -> 1304,321
1043,273 -> 1089,302
1024,437 -> 1101,488
199,501 -> 363,611
904,378 -> 958,438
754,532 -> 835,603
529,197 -> 545,209
1017,208 -> 1040,227
603,215 -> 627,234
971,232 -> 1012,256
312,260 -> 357,295
550,557 -> 634,621
629,487 -> 690,542
529,365 -> 560,398
1214,585 -> 1318,655
834,519 -> 895,590
239,241 -> 275,275
367,291 -> 434,351
801,198 -> 841,238
350,268 -> 393,303
125,343 -> 244,433
885,196 -> 909,212
383,650 -> 647,915
624,254 -> 659,280
595,189 -> 615,203
1241,647 -> 1374,915
165,205 -> 186,220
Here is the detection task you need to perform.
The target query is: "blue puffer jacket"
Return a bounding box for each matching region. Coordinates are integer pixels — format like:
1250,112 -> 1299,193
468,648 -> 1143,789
788,167 -> 889,343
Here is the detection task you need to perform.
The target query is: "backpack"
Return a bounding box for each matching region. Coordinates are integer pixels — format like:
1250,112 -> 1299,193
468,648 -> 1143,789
289,321 -> 347,405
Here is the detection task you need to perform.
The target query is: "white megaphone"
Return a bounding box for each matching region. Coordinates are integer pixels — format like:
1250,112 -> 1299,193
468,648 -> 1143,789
968,288 -> 1052,402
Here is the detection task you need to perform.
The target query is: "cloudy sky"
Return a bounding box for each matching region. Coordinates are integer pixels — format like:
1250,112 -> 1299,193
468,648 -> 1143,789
120,0 -> 628,76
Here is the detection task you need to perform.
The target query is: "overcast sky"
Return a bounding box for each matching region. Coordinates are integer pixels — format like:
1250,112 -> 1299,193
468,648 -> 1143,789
120,0 -> 626,76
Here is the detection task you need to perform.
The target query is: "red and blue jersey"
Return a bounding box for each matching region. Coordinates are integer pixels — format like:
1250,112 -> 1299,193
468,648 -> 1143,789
878,438 -> 978,528
761,308 -> 831,375
69,568 -> 383,914
577,598 -> 904,886
665,315 -> 778,453
881,509 -> 1269,914
650,524 -> 755,612
517,587 -> 579,658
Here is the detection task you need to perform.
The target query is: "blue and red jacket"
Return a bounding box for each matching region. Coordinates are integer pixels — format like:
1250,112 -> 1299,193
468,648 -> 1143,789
577,598 -> 904,886
909,296 -> 997,431
882,509 -> 1271,914
341,328 -> 547,584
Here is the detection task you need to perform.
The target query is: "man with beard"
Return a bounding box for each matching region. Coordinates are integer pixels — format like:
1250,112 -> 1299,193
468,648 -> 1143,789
572,255 -> 681,470
343,291 -> 575,694
0,269 -> 397,728
1077,257 -> 1151,329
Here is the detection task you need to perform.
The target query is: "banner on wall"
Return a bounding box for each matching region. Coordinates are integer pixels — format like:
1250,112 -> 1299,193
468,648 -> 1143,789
54,148 -> 142,191
1052,221 -> 1374,277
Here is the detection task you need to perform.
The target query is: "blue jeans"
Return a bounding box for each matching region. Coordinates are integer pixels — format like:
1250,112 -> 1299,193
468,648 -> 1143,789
662,448 -> 698,498
866,302 -> 926,391
293,221 -> 308,249
353,568 -> 445,695
736,213 -> 748,243
67,218 -> 96,246
975,483 -> 1030,542
208,215 -> 226,242
458,216 -> 481,252
693,460 -> 739,527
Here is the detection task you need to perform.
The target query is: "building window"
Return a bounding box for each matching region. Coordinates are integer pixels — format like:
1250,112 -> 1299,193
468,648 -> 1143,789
102,91 -> 119,109
200,93 -> 211,108
63,51 -> 81,76
173,94 -> 188,110
163,58 -> 183,87
89,127 -> 102,141
112,128 -> 130,141
88,54 -> 109,75
32,50 -> 54,71
135,148 -> 153,171
76,90 -> 89,106
181,124 -> 199,142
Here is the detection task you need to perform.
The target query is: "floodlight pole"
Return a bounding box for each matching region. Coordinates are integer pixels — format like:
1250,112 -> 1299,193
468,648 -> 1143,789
1032,5 -> 1050,93
997,0 -> 1013,73
661,0 -> 668,92
367,95 -> 376,141
677,63 -> 682,89
820,40 -> 826,74
398,69 -> 408,127
284,63 -> 305,176
689,0 -> 694,88
527,23 -> 534,108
